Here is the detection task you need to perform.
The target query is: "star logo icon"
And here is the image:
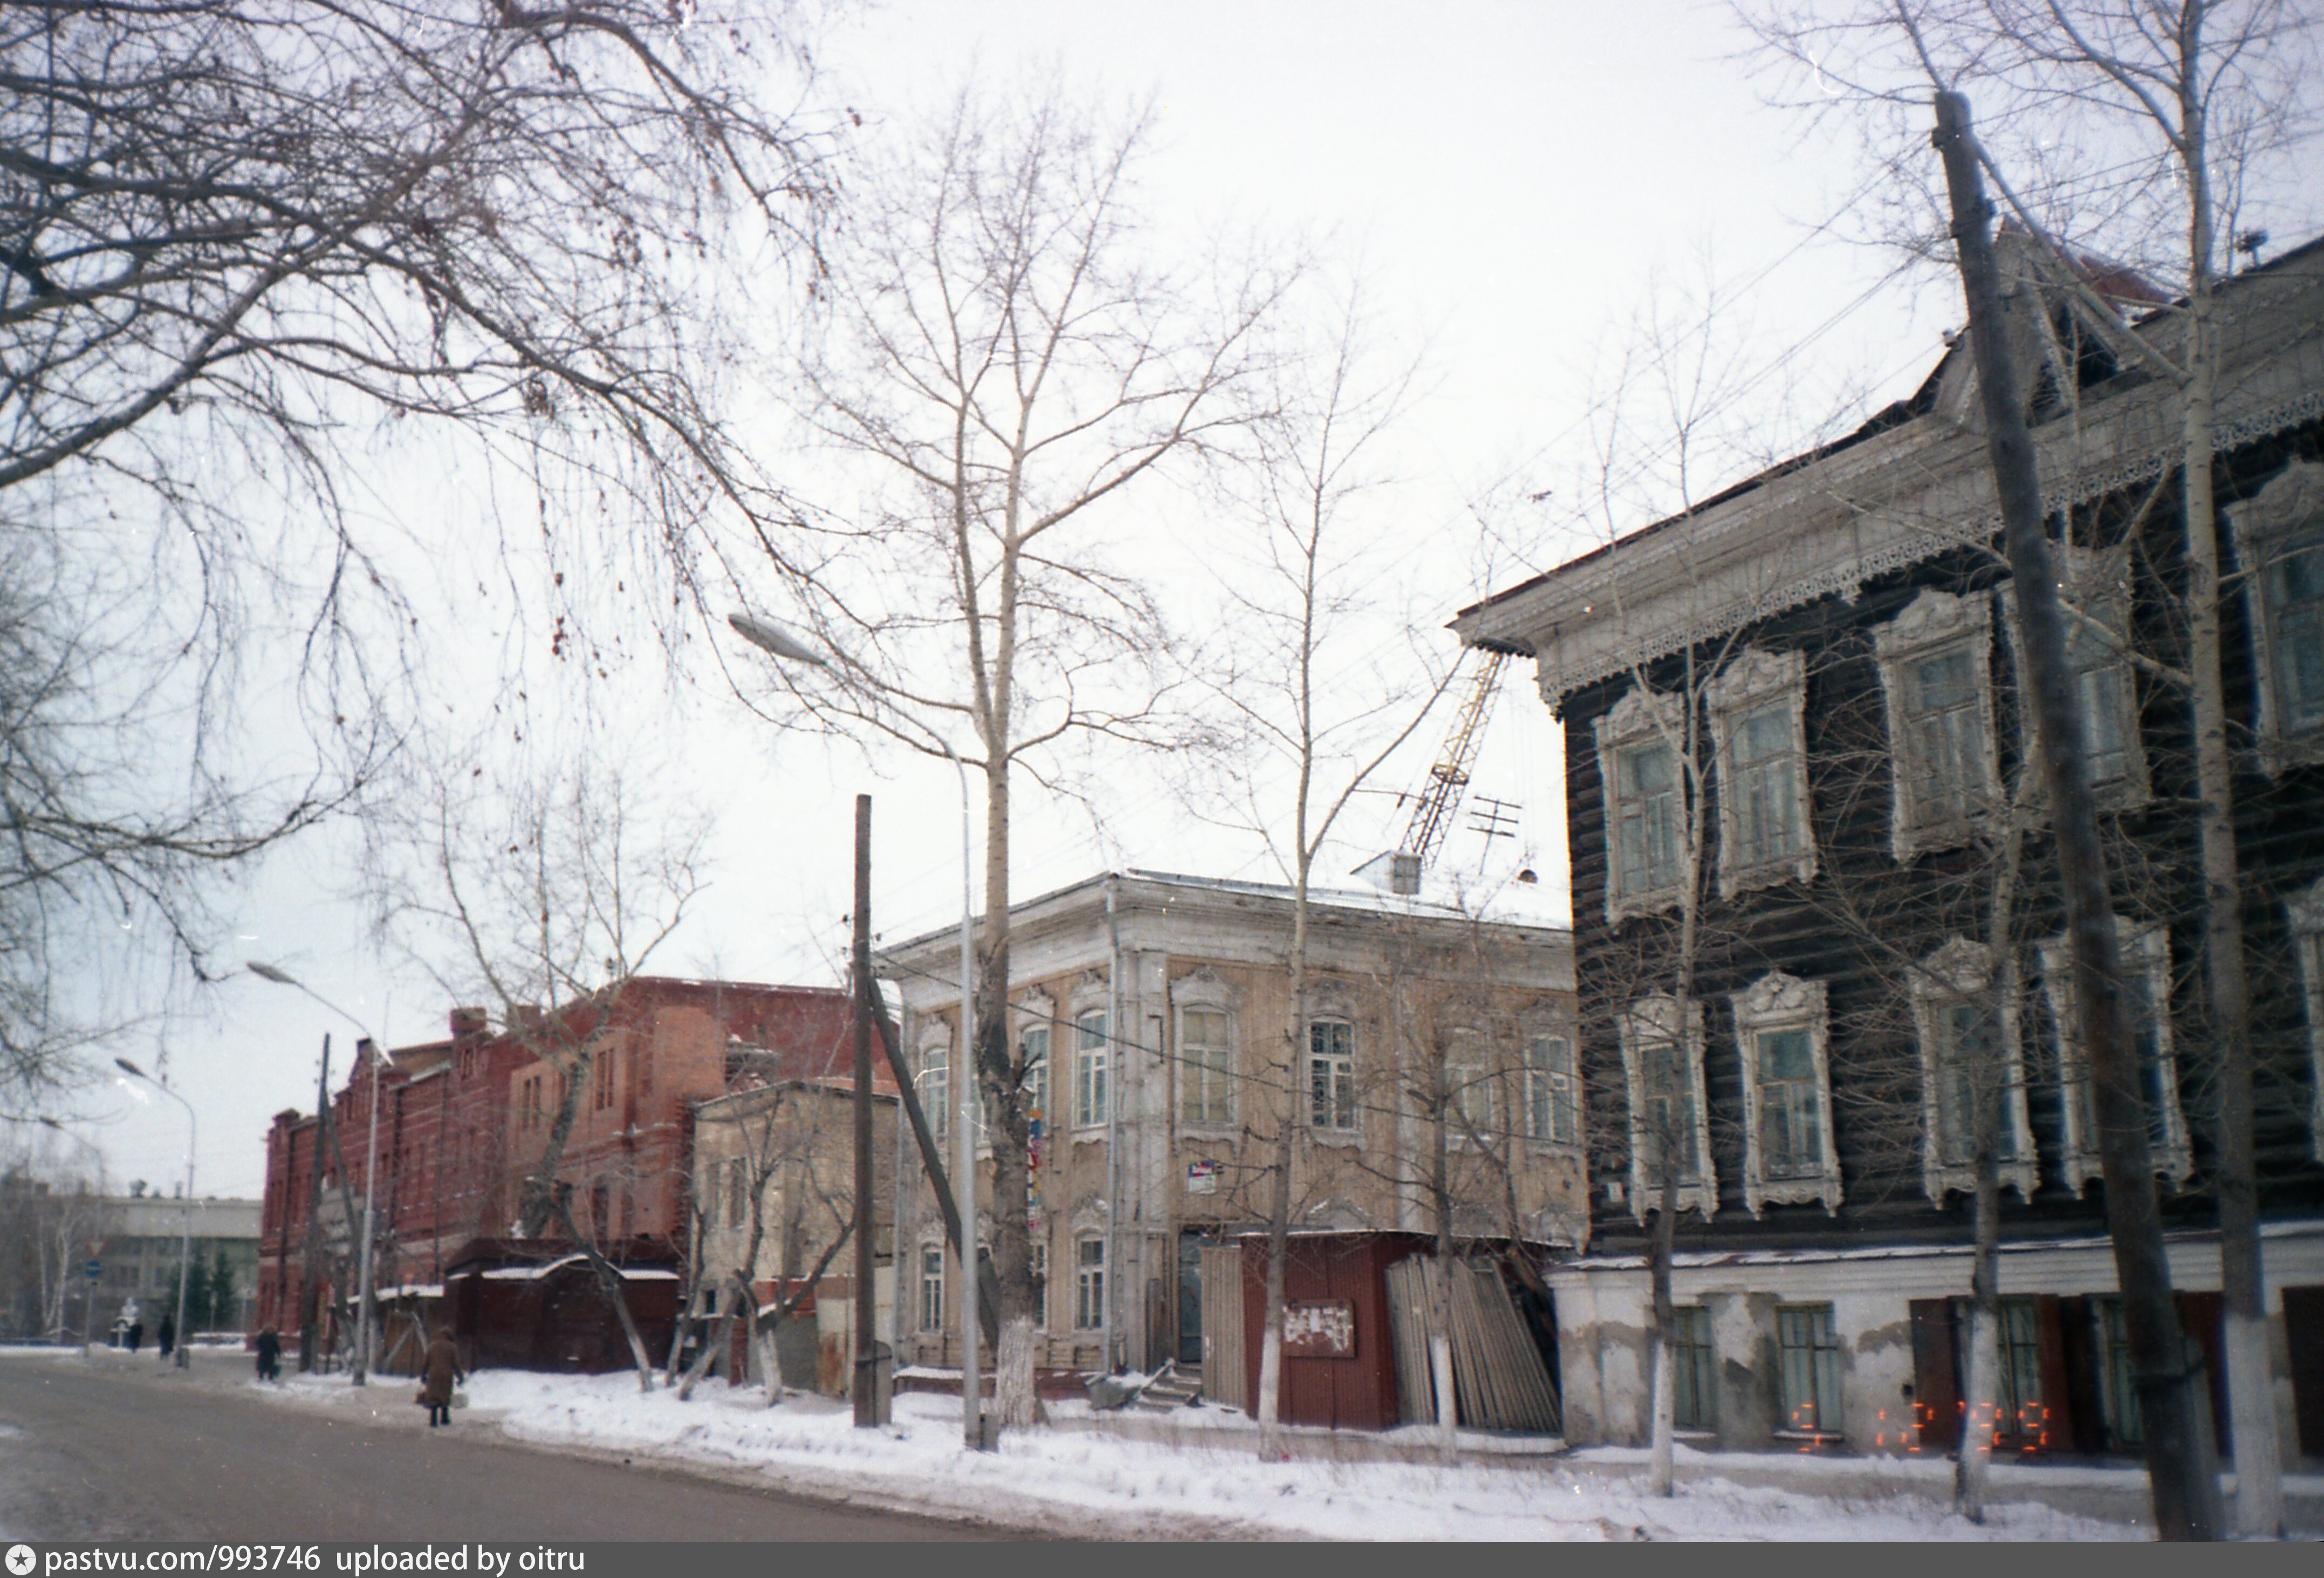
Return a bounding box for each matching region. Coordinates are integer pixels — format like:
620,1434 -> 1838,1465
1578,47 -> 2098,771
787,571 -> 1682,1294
5,1543 -> 36,1576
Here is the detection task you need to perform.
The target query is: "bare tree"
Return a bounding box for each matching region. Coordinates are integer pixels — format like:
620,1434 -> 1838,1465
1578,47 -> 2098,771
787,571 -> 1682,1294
682,1080 -> 867,1404
0,3 -> 836,1106
1177,274 -> 1454,1453
373,753 -> 708,1390
1742,2 -> 2322,1532
747,81 -> 1293,1433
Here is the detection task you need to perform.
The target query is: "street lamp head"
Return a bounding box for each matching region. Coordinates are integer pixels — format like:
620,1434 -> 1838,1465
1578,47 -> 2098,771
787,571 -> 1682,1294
114,1057 -> 146,1081
39,1116 -> 61,1131
246,961 -> 298,985
728,611 -> 828,668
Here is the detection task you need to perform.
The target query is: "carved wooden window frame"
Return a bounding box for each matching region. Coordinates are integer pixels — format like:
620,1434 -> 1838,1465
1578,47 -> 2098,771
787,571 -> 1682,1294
1911,938 -> 2037,1204
1620,994 -> 1716,1220
2037,918 -> 2191,1196
1709,647 -> 1816,899
1595,686 -> 1691,923
2287,877 -> 2324,1165
2229,460 -> 2324,773
1730,972 -> 1841,1217
1875,588 -> 2004,861
2003,545 -> 2151,810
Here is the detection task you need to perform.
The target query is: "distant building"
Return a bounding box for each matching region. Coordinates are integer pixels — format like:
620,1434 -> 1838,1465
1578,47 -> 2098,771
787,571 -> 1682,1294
256,976 -> 857,1364
0,1176 -> 257,1342
876,869 -> 1578,1376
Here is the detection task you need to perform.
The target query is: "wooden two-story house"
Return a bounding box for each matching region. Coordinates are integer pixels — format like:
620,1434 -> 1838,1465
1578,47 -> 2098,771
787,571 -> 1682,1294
1454,235 -> 2324,1460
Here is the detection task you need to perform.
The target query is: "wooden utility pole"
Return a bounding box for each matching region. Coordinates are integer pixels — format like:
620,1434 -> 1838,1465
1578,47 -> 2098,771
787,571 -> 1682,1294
851,794 -> 878,1427
1934,90 -> 2222,1540
299,1034 -> 331,1374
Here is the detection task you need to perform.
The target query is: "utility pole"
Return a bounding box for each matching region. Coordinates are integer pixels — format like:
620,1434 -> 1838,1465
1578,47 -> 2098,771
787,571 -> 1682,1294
1934,90 -> 2223,1541
300,1034 -> 331,1374
852,794 -> 878,1428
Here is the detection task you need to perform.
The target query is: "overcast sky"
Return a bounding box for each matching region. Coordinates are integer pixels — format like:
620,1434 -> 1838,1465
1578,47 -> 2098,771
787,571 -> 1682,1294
71,1 -> 2008,1198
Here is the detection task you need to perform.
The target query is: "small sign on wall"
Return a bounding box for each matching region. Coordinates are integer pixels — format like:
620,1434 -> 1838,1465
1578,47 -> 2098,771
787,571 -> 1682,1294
1185,1159 -> 1219,1194
1283,1299 -> 1356,1358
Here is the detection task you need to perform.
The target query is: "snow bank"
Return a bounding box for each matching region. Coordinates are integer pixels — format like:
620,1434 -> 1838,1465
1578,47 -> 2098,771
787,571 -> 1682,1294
390,1369 -> 2138,1541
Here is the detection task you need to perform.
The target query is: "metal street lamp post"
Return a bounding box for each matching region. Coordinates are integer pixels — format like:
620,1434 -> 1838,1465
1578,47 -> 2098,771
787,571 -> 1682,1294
39,1118 -> 105,1356
113,1059 -> 195,1370
730,611 -> 986,1449
248,964 -> 390,1386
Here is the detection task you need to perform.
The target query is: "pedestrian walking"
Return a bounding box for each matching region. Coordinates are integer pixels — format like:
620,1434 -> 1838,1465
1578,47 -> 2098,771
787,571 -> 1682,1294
157,1312 -> 176,1358
255,1328 -> 282,1383
127,1319 -> 143,1354
416,1327 -> 462,1428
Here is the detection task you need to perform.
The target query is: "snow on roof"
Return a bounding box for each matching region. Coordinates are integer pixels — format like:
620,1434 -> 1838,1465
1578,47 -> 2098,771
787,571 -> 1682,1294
1556,1215 -> 2324,1273
473,1254 -> 678,1281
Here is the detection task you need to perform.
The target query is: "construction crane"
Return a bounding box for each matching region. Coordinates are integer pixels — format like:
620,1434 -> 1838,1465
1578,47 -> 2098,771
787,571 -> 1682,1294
1401,648 -> 1510,870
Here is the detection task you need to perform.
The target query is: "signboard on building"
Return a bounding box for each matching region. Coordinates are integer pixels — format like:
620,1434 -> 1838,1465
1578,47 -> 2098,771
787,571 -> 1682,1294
1282,1299 -> 1356,1358
84,1260 -> 101,1281
1185,1159 -> 1219,1195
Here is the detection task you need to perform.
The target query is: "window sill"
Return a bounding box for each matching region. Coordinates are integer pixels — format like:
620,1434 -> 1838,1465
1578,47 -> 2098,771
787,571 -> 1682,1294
1178,1123 -> 1239,1142
1772,1430 -> 1844,1445
1307,1127 -> 1362,1148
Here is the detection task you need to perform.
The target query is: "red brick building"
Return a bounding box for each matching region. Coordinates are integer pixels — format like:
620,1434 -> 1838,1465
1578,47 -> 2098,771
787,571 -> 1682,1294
255,978 -> 857,1351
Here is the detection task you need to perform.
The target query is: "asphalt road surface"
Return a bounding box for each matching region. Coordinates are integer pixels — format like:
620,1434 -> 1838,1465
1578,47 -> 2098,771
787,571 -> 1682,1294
0,1356 -> 1029,1542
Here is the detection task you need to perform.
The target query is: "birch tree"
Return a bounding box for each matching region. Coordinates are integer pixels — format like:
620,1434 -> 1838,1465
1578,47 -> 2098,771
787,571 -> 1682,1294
1178,277 -> 1454,1454
748,82 -> 1292,1433
1742,2 -> 2322,1532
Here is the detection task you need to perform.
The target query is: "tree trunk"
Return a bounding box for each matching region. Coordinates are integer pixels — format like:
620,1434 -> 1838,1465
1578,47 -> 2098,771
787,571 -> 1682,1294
2175,87 -> 2279,1534
1936,91 -> 2221,1540
1254,1111 -> 1292,1456
1430,1088 -> 1461,1466
996,1315 -> 1039,1429
675,1278 -> 732,1401
554,1192 -> 655,1393
1647,1170 -> 1678,1497
1955,1133 -> 2003,1521
759,1313 -> 785,1406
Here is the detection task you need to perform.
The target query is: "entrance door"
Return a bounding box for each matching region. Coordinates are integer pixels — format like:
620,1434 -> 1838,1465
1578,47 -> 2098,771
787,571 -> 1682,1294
1177,1231 -> 1214,1366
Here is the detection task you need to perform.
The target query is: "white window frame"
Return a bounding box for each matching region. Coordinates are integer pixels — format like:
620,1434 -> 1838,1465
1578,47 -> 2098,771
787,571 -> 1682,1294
1730,972 -> 1841,1217
917,1245 -> 945,1334
1308,1017 -> 1358,1134
1015,990 -> 1055,1140
2287,877 -> 2324,1164
1073,1235 -> 1106,1331
1072,1009 -> 1109,1132
1442,1027 -> 1495,1145
2004,545 -> 2150,810
1523,1030 -> 1578,1147
1620,995 -> 1715,1220
1169,971 -> 1239,1131
916,1020 -> 951,1145
1594,686 -> 1690,924
2038,918 -> 2192,1195
1911,938 -> 2038,1204
2228,458 -> 2324,773
1708,646 -> 1815,898
1875,588 -> 2003,860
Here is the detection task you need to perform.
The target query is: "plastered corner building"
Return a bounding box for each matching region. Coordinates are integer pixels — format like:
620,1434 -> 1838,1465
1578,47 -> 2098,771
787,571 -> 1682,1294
1454,231 -> 2324,1459
875,869 -> 1580,1378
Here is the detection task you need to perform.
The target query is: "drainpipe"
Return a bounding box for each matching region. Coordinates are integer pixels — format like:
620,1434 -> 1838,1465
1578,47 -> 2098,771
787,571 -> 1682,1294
1104,876 -> 1123,1373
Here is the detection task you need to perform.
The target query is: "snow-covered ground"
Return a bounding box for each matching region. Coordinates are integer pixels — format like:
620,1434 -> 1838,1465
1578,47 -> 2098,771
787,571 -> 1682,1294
237,1365 -> 2158,1540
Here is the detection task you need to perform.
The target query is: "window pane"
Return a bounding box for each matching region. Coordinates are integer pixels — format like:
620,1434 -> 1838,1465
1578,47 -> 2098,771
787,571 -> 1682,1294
1616,740 -> 1679,894
2275,542 -> 2324,730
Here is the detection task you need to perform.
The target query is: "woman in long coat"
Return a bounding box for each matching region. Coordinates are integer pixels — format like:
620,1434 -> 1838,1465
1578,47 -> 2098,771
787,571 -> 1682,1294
417,1328 -> 463,1427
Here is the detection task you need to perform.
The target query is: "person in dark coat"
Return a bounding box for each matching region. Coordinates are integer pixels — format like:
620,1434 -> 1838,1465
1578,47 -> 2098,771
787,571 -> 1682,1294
157,1312 -> 175,1358
127,1319 -> 143,1354
255,1328 -> 282,1383
417,1328 -> 463,1427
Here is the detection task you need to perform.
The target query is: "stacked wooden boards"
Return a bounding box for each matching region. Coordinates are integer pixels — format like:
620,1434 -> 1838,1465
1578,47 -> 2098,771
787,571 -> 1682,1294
1384,1255 -> 1561,1434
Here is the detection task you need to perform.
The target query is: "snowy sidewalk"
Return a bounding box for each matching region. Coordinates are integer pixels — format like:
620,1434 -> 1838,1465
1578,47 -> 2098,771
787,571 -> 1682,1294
234,1363 -> 2150,1540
